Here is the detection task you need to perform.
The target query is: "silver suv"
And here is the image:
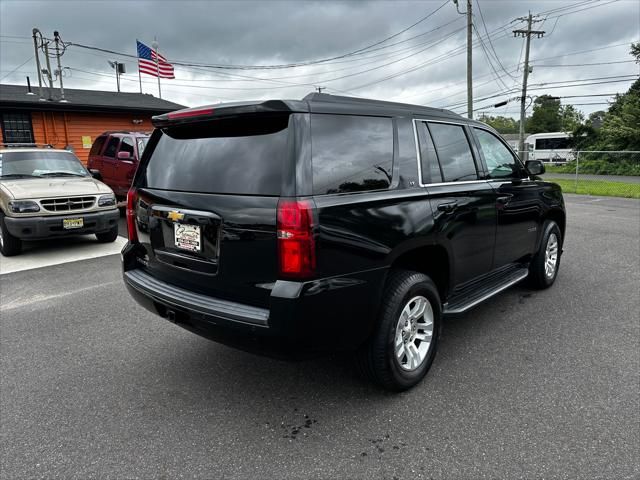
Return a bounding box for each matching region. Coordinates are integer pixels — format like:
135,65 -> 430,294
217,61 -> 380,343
0,146 -> 120,256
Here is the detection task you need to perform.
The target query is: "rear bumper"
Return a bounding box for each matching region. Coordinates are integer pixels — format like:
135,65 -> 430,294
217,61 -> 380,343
122,248 -> 387,356
4,209 -> 119,239
124,269 -> 269,327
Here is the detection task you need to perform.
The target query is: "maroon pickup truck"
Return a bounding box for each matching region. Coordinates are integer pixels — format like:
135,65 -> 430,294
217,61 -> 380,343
87,131 -> 150,199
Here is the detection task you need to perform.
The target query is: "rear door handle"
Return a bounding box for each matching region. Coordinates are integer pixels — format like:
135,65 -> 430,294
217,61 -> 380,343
437,201 -> 458,213
496,196 -> 511,205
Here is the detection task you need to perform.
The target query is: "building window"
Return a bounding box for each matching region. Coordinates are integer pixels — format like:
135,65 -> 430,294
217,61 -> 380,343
1,112 -> 34,144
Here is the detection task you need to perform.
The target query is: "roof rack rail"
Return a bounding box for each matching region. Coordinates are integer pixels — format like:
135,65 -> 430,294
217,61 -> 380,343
0,143 -> 54,148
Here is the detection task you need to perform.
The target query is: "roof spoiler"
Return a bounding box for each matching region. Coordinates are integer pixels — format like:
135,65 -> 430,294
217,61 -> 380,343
152,99 -> 305,128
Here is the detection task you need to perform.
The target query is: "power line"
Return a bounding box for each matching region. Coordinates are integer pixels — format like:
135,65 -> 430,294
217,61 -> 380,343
475,0 -> 517,80
443,75 -> 638,110
537,0 -> 601,16
0,55 -> 34,82
473,23 -> 511,91
342,28 -> 516,92
544,0 -> 621,19
68,1 -> 453,71
533,60 -> 636,67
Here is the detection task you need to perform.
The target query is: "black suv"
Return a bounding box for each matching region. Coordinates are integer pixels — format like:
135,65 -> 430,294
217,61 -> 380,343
122,93 -> 565,390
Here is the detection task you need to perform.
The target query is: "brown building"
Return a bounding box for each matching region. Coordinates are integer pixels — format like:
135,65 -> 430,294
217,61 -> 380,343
0,83 -> 184,164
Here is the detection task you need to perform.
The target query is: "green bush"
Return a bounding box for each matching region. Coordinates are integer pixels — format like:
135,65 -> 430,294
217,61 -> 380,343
545,159 -> 640,176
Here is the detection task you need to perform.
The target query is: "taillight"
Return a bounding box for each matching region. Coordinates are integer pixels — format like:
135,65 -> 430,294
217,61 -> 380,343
126,188 -> 138,242
167,107 -> 215,120
277,199 -> 316,278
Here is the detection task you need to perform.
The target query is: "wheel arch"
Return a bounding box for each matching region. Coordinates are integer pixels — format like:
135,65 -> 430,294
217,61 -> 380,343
389,244 -> 451,301
545,208 -> 566,242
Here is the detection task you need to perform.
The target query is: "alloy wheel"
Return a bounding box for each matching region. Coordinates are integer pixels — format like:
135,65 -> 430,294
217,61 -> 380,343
394,295 -> 434,371
544,233 -> 559,279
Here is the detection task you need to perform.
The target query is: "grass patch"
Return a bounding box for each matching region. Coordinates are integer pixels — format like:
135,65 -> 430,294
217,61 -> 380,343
547,178 -> 640,199
545,160 -> 640,176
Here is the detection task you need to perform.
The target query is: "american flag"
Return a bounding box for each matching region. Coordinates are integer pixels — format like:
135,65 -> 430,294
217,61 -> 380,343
137,40 -> 175,79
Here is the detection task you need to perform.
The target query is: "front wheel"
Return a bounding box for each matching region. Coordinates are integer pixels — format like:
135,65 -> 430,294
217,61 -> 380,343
529,220 -> 562,289
0,212 -> 22,256
357,269 -> 441,391
95,225 -> 119,243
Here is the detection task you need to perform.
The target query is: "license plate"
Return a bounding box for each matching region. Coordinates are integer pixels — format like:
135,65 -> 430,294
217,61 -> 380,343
63,218 -> 83,229
174,223 -> 201,252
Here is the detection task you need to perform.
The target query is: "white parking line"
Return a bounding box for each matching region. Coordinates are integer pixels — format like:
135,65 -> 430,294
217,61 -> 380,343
0,235 -> 127,275
1,281 -> 119,311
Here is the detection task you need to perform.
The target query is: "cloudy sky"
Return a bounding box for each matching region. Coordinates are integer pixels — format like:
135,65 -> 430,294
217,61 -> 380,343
1,0 -> 638,117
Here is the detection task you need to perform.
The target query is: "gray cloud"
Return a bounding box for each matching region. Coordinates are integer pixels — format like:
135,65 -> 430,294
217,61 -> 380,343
1,0 -> 638,116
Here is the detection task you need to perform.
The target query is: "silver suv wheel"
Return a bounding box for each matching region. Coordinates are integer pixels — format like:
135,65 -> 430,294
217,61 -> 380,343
394,295 -> 434,371
544,233 -> 559,279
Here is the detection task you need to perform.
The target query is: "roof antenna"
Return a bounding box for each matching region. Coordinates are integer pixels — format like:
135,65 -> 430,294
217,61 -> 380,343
26,76 -> 35,95
315,86 -> 325,93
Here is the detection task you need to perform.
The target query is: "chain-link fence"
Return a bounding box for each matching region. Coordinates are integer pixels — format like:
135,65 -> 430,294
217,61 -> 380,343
521,151 -> 640,199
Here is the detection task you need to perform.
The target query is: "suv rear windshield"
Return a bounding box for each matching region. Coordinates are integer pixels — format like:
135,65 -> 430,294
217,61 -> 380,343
141,115 -> 289,195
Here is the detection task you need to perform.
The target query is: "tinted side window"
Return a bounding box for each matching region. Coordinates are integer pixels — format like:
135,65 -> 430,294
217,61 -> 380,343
312,115 -> 393,195
535,137 -> 570,150
474,128 -> 521,179
119,137 -> 135,157
89,136 -> 106,156
416,121 -> 442,184
428,123 -> 477,182
103,137 -> 120,158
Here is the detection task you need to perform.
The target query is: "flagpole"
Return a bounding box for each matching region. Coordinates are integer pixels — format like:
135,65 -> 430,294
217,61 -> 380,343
138,62 -> 143,94
152,39 -> 161,99
136,40 -> 142,93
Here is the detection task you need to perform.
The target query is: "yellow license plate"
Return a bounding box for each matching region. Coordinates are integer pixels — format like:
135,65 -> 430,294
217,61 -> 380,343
63,218 -> 84,229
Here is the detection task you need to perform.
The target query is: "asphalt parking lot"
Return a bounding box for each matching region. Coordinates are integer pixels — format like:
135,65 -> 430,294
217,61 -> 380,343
1,194 -> 639,479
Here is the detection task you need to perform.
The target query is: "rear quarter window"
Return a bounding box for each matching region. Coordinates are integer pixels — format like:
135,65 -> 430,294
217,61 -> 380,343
311,114 -> 393,195
140,115 -> 289,195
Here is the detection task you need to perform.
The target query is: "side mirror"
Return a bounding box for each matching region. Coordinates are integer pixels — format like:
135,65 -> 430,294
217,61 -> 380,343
89,169 -> 103,181
525,160 -> 545,176
117,151 -> 132,160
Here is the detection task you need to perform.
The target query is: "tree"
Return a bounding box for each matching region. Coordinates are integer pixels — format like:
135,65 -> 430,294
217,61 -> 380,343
632,42 -> 640,63
559,105 -> 584,132
587,110 -> 606,129
526,95 -> 562,133
592,78 -> 640,151
478,115 -> 519,133
570,44 -> 640,152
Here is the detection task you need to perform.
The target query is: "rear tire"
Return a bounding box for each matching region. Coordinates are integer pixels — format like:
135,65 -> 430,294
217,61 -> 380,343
95,225 -> 119,243
0,211 -> 22,256
528,220 -> 562,289
357,269 -> 441,391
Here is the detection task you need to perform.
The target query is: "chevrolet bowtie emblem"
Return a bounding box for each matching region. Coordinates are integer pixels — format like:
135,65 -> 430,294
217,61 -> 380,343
167,211 -> 185,222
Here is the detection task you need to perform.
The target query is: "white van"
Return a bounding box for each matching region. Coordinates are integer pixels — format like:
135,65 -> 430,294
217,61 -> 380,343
525,132 -> 575,163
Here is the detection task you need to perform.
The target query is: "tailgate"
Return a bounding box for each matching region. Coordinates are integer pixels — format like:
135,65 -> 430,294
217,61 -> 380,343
134,189 -> 279,308
129,113 -> 294,308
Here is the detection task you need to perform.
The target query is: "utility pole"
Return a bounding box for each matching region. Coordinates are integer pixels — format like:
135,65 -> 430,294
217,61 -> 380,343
108,61 -> 126,92
31,28 -> 44,100
514,13 -> 545,154
453,0 -> 473,119
42,41 -> 54,100
53,31 -> 66,102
